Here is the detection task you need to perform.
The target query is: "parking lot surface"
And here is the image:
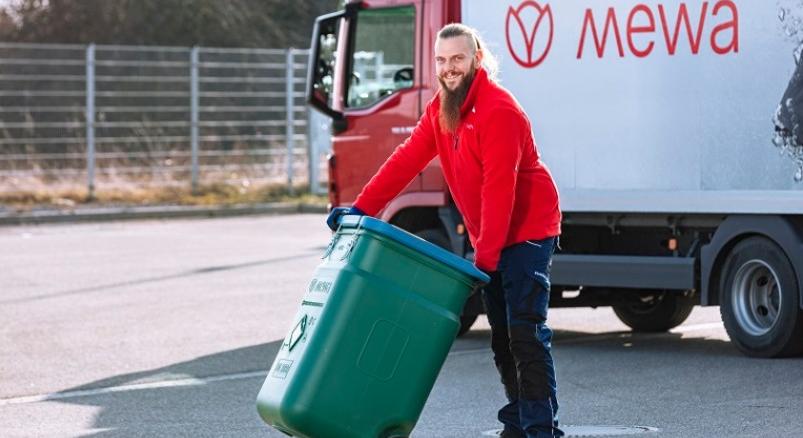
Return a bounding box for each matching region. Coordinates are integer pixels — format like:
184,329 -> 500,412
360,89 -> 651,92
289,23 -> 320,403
2,215 -> 802,437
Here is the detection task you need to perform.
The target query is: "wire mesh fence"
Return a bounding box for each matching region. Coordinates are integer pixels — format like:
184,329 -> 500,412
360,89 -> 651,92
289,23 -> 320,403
0,42 -> 328,197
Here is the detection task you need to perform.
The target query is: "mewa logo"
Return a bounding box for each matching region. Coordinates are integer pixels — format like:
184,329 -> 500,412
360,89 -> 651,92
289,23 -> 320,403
505,0 -> 739,69
506,1 -> 554,68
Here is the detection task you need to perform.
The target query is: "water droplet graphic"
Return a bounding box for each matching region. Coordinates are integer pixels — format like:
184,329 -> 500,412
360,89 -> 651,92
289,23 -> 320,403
772,4 -> 803,182
773,133 -> 784,147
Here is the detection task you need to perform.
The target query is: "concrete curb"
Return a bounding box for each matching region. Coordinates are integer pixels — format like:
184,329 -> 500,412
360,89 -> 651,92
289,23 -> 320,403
0,202 -> 328,226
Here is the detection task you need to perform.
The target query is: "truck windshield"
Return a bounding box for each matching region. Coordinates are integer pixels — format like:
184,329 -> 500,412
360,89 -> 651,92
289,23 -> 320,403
347,6 -> 415,109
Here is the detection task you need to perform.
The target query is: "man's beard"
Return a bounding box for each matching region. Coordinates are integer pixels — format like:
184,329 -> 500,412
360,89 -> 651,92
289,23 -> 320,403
438,64 -> 476,134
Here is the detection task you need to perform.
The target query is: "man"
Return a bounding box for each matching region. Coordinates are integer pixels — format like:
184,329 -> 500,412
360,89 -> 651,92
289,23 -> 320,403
326,24 -> 563,438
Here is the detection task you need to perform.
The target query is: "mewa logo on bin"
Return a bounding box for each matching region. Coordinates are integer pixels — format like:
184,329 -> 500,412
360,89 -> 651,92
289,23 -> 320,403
308,278 -> 332,294
504,0 -> 739,69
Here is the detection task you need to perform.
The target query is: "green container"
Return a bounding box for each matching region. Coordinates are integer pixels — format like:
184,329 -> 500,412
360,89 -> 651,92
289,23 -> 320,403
256,215 -> 489,438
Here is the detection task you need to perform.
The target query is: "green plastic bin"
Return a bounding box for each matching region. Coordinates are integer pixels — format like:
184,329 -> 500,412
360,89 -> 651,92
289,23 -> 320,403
256,215 -> 489,438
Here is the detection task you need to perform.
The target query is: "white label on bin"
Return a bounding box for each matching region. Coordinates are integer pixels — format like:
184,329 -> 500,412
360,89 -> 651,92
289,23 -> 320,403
271,359 -> 293,379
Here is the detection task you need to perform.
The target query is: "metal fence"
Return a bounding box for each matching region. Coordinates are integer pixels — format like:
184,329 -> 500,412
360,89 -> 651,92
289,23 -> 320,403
0,42 -> 329,197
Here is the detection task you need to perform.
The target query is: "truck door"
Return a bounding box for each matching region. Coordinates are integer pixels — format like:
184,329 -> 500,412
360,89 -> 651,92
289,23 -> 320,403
308,1 -> 424,207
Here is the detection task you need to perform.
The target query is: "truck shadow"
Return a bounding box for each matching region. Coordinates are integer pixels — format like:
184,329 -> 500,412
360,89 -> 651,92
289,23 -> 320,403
458,327 -> 743,357
50,328 -> 792,437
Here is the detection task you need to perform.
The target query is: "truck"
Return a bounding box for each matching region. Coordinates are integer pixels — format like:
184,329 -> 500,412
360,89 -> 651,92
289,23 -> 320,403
305,0 -> 803,358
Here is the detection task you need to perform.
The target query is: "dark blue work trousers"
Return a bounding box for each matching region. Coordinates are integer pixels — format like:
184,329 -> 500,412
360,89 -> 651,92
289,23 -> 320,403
482,237 -> 564,438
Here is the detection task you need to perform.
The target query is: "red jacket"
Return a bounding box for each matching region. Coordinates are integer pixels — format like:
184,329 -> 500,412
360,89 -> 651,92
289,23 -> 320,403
353,67 -> 561,271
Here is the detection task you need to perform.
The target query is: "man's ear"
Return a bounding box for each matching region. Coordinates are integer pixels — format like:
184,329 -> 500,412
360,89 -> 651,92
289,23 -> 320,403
474,49 -> 484,68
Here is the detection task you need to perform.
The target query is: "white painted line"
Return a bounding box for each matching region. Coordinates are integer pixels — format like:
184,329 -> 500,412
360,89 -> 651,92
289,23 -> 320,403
0,370 -> 267,407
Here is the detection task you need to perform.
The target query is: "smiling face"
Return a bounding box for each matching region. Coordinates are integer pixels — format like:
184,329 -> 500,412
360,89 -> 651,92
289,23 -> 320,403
435,34 -> 482,92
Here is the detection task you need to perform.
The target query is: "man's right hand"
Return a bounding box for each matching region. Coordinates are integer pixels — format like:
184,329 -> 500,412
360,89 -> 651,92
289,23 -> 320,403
326,206 -> 365,231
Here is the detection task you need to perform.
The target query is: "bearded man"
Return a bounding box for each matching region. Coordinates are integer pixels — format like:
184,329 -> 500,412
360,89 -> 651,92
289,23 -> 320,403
326,23 -> 563,438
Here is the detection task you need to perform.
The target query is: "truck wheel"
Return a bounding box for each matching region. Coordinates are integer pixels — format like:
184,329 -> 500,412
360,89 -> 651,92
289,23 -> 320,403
612,291 -> 694,332
719,236 -> 803,357
415,228 -> 479,337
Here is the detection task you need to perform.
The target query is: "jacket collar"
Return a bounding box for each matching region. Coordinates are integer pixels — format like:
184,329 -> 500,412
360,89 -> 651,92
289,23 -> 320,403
459,66 -> 488,118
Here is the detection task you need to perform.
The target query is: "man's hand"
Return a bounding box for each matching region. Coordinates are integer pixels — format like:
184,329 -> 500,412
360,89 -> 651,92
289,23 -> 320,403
326,206 -> 365,231
476,266 -> 499,285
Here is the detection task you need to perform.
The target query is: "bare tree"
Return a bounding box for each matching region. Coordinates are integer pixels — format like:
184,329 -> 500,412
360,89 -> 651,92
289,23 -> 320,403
1,0 -> 338,48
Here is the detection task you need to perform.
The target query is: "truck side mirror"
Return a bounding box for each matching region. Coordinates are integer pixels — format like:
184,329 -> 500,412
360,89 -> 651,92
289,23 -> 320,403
307,11 -> 346,122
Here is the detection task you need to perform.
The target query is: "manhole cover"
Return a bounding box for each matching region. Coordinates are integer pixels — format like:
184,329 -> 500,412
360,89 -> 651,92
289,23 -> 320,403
482,425 -> 659,437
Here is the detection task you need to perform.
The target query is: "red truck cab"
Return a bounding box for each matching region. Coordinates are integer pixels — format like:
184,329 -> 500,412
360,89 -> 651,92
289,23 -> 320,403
310,0 -> 457,215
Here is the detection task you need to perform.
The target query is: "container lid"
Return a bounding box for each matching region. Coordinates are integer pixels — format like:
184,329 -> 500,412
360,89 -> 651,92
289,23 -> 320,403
339,215 -> 490,284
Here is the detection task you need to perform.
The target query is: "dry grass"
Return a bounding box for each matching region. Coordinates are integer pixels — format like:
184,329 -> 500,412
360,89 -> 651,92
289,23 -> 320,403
0,182 -> 327,212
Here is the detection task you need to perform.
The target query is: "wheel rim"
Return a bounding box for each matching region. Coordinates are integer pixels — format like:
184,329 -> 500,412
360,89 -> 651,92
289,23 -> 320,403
731,259 -> 782,336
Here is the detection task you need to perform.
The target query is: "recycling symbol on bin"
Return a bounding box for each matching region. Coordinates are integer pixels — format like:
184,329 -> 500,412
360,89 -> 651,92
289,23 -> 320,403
284,314 -> 309,352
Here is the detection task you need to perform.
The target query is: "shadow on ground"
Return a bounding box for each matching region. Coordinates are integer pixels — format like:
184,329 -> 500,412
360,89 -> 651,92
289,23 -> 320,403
52,328 -> 753,437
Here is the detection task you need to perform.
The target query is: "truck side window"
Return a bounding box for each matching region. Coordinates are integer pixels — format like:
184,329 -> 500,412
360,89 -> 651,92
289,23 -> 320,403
347,6 -> 415,109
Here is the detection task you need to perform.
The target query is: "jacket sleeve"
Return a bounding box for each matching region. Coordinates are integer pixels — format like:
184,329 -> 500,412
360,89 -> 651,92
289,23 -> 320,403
474,108 -> 525,272
352,105 -> 438,216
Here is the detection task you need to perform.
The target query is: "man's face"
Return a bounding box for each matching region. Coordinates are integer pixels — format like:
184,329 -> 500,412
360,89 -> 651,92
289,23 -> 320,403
435,35 -> 480,91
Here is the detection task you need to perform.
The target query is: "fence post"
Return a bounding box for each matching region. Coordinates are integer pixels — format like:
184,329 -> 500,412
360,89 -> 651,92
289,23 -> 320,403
308,109 -> 331,196
190,46 -> 200,194
307,109 -> 318,196
85,43 -> 96,199
285,48 -> 295,196
375,52 -> 384,82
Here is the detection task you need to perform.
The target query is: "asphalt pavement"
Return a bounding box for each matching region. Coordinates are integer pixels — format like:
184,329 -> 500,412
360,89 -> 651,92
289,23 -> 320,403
2,214 -> 802,437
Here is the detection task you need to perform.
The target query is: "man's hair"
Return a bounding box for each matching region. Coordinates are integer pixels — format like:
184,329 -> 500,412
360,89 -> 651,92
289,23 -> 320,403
437,23 -> 499,80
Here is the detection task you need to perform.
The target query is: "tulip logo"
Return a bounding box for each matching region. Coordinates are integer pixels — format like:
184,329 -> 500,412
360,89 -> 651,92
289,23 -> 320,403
505,1 -> 554,68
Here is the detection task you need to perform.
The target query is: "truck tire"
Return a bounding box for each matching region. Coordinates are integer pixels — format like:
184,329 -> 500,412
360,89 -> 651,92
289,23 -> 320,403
415,228 -> 479,336
612,291 -> 694,332
719,236 -> 803,358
